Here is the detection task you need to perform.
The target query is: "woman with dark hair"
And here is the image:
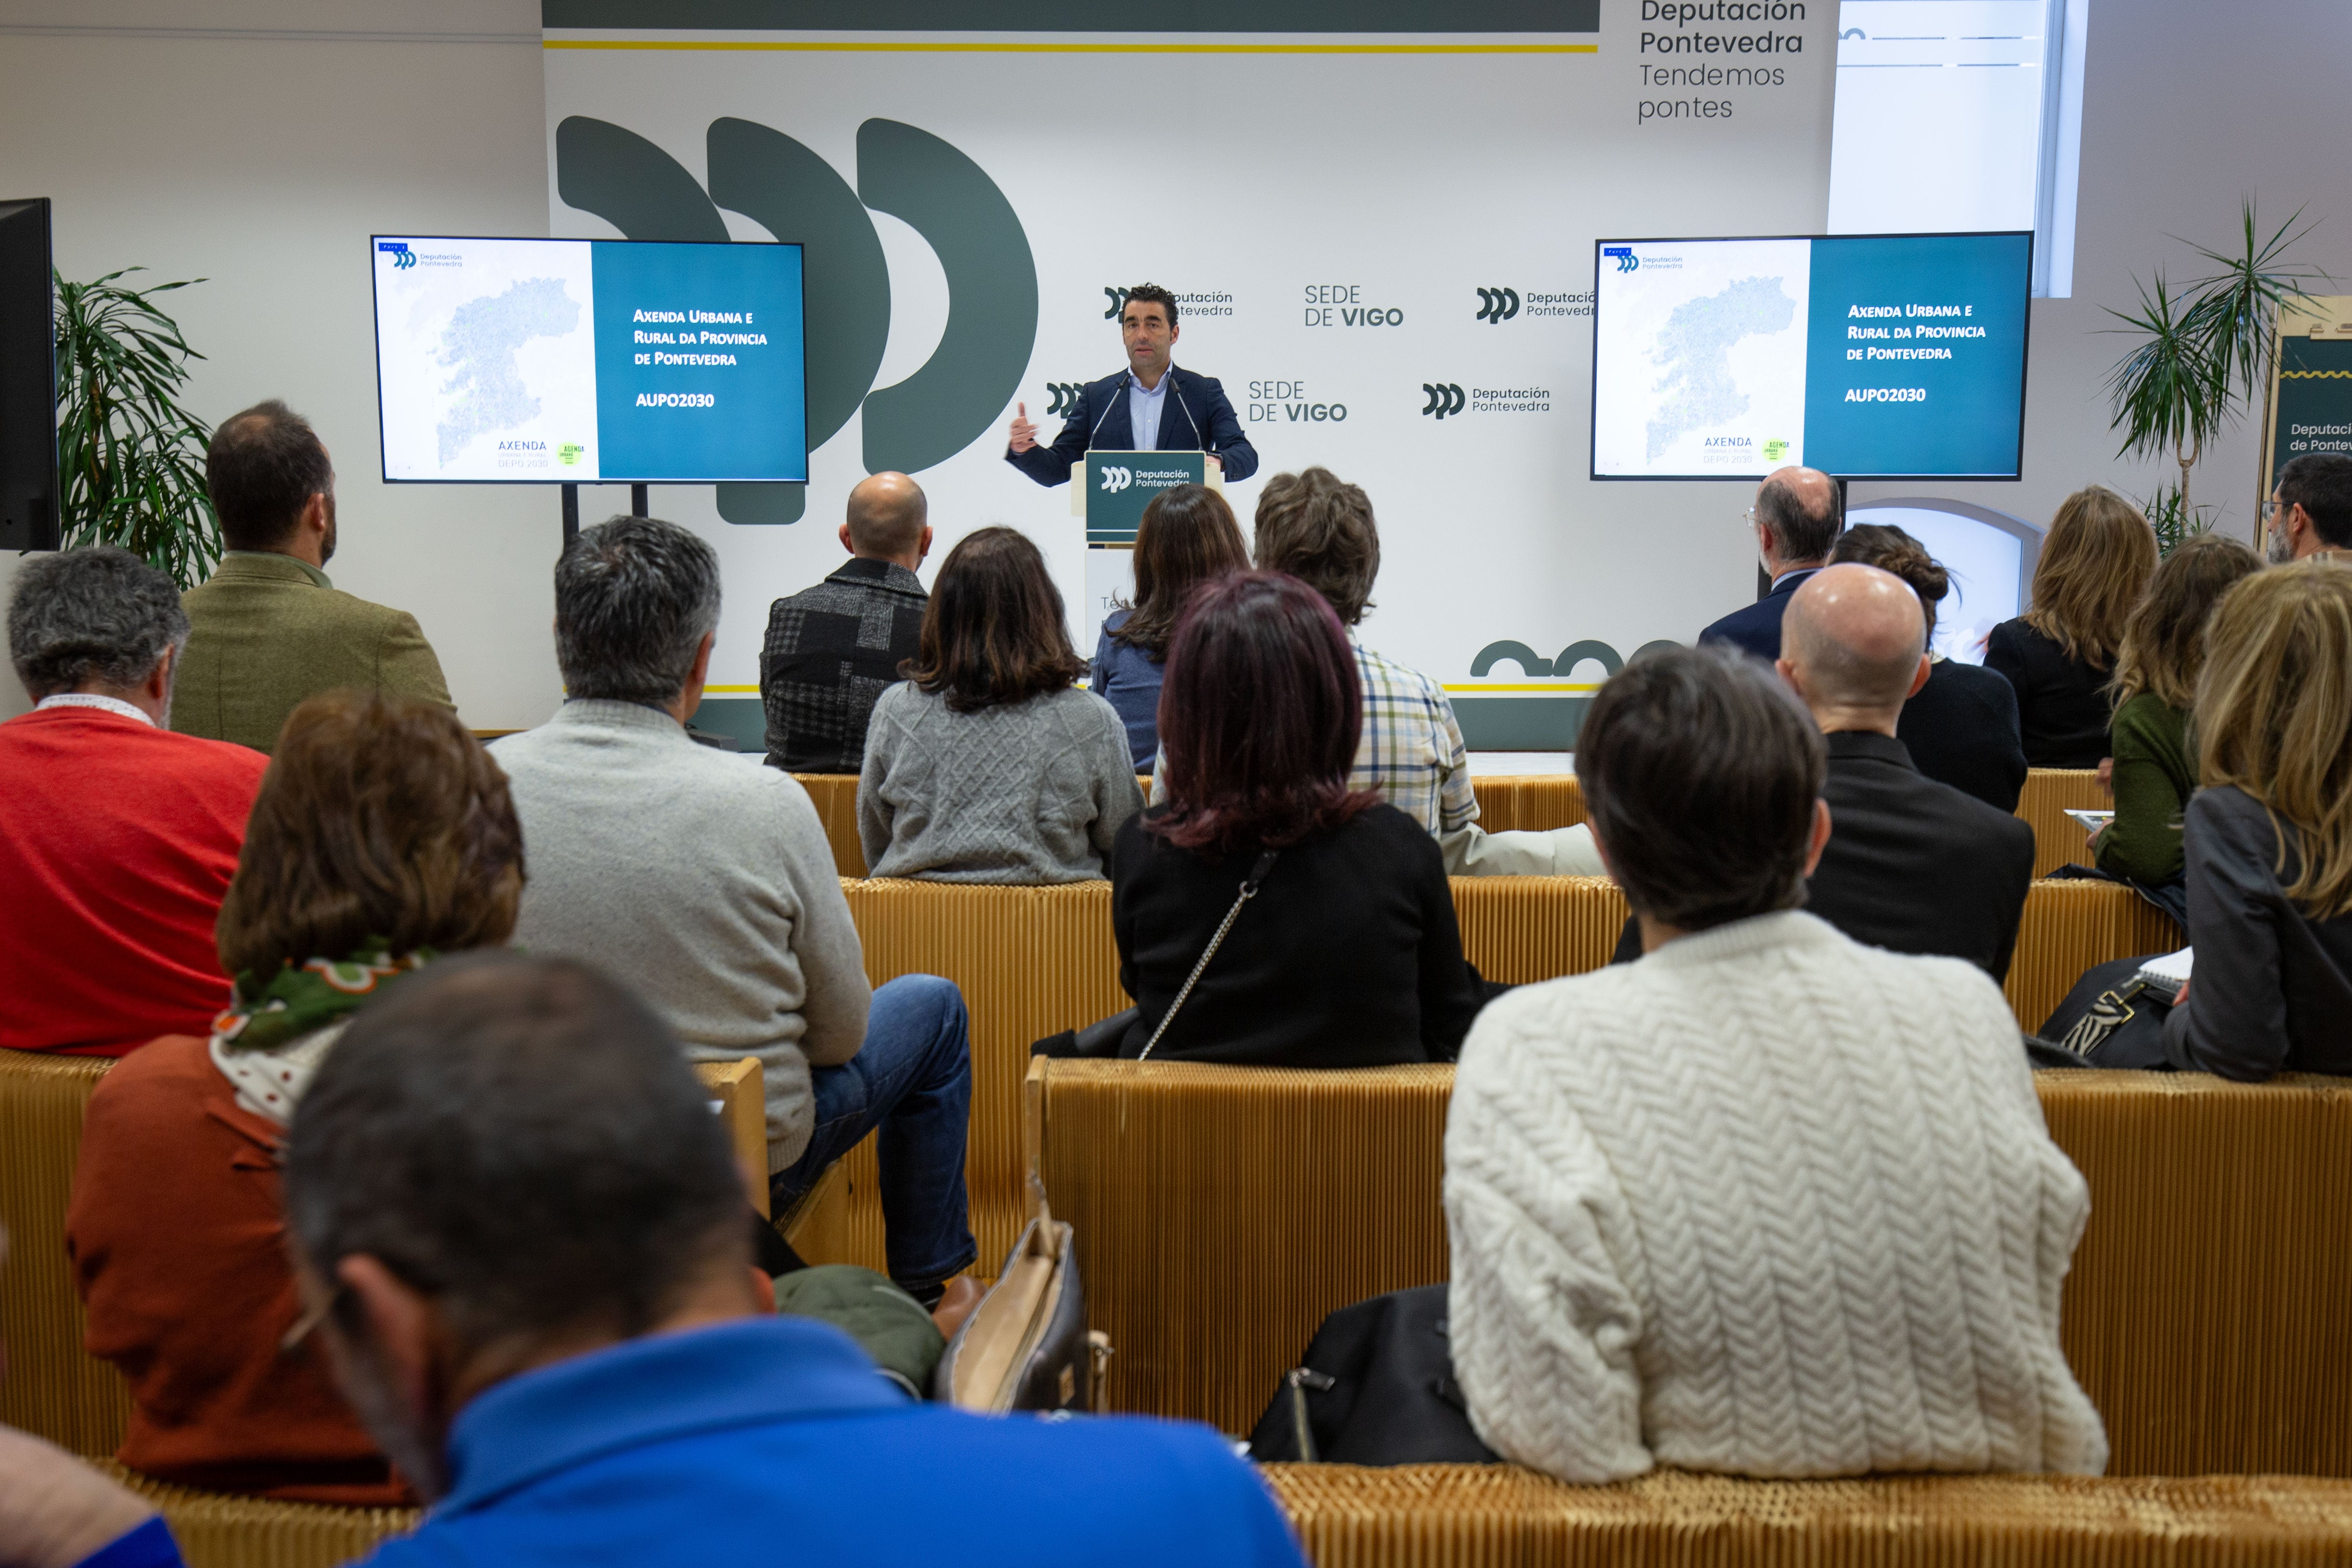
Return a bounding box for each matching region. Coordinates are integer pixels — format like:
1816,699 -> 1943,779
1091,483 -> 1249,767
1103,571 -> 1485,1066
859,526 -> 1143,881
1440,643 -> 2105,1483
1830,523 -> 2028,810
66,690 -> 524,1504
1986,486 -> 2159,768
2095,533 -> 2262,890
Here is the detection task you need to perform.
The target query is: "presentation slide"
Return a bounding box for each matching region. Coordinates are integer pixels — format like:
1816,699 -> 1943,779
1591,232 -> 2031,480
372,235 -> 806,484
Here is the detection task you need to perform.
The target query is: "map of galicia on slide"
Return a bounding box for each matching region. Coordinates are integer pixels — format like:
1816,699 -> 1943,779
1592,237 -> 1812,477
1645,276 -> 1797,460
374,237 -> 602,482
435,277 -> 581,465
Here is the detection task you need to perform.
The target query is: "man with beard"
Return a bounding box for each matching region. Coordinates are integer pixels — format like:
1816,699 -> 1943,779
174,400 -> 451,752
2265,452 -> 2352,565
282,952 -> 1307,1568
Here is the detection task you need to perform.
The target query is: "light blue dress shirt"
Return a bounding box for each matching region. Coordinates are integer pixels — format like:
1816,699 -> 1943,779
1126,365 -> 1171,451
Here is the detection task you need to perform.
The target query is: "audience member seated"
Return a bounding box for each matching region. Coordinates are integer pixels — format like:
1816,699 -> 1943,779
860,526 -> 1143,882
758,470 -> 932,773
0,549 -> 267,1056
2095,533 -> 2261,904
2266,450 -> 2352,565
1445,643 -> 2108,1484
2159,561 -> 2352,1079
493,517 -> 975,1302
1249,468 -> 1603,876
1985,485 -> 2156,768
1613,565 -> 2034,978
1091,482 -> 1248,768
1103,572 -> 1484,1065
1829,523 -> 2027,812
174,401 -> 452,752
279,953 -> 1309,1568
67,689 -> 516,1504
1697,464 -> 1839,660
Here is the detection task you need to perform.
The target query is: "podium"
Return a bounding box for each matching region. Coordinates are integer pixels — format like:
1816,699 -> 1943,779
1071,450 -> 1222,546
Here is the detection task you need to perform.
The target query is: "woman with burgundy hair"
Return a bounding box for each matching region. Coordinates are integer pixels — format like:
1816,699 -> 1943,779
1102,571 -> 1487,1066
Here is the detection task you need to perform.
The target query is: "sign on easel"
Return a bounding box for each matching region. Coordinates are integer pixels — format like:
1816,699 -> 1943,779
2263,295 -> 2352,551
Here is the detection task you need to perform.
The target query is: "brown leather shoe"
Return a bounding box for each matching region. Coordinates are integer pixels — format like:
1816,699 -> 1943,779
930,1275 -> 985,1340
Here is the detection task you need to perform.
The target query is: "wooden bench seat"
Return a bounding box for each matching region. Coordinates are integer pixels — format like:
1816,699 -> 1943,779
0,1049 -> 783,1459
1264,1464 -> 2352,1567
1029,1057 -> 2352,1477
796,767 -> 2112,884
106,1452 -> 2352,1568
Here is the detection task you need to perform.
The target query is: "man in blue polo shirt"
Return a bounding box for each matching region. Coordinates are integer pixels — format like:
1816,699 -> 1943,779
281,952 -> 1305,1568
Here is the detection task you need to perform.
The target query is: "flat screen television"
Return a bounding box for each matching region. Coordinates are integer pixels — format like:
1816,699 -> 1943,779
0,197 -> 57,550
1590,230 -> 2033,481
371,234 -> 807,484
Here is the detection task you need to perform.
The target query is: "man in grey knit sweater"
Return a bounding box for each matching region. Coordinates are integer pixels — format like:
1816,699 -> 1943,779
491,518 -> 976,1302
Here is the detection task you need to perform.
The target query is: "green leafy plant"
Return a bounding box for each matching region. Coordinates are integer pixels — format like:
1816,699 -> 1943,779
54,267 -> 220,588
2104,202 -> 2327,522
2137,482 -> 2219,558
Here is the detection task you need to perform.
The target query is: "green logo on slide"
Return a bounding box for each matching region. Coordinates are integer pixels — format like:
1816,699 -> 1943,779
557,443 -> 584,466
1763,438 -> 1789,460
555,114 -> 1038,525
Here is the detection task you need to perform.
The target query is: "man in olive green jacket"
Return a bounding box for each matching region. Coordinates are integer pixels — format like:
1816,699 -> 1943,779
174,401 -> 452,753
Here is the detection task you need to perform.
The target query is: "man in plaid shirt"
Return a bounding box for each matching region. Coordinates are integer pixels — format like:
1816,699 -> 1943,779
1254,469 -> 1603,877
759,473 -> 932,774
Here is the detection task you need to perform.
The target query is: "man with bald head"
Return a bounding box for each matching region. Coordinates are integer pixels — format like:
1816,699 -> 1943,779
760,472 -> 935,772
1698,465 -> 1841,661
1779,564 -> 2035,981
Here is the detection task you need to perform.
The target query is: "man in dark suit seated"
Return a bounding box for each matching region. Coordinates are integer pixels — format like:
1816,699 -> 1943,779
1697,465 -> 1840,661
1617,564 -> 2034,981
1003,283 -> 1257,486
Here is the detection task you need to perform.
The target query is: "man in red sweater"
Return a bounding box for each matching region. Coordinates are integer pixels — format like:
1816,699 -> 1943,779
2,547 -> 267,1055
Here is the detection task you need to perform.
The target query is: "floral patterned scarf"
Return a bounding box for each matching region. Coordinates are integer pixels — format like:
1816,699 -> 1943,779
207,940 -> 433,1126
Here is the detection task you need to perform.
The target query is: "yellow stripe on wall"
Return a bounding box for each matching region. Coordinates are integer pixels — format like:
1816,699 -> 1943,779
1442,684 -> 1600,694
545,38 -> 1598,55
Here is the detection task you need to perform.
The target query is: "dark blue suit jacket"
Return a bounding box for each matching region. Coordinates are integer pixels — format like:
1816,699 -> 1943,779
1697,567 -> 1822,662
1006,365 -> 1258,486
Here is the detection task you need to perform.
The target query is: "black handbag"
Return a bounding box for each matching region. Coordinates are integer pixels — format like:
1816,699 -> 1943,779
1246,1285 -> 1502,1466
2037,954 -> 2180,1070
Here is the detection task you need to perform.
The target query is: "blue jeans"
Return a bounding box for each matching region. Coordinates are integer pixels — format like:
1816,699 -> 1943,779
771,974 -> 976,1290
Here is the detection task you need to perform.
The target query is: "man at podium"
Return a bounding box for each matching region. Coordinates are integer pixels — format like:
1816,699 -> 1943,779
1005,282 -> 1258,485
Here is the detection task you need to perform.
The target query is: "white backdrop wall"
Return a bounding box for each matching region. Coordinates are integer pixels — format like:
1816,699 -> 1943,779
5,0 -> 2352,734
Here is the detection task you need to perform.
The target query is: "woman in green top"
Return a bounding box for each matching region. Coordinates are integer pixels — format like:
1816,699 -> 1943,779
2097,534 -> 2262,890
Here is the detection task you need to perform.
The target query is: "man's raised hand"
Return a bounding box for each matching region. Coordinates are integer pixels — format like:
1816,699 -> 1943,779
1008,401 -> 1039,453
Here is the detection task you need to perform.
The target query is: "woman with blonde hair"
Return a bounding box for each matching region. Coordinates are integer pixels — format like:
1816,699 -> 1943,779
1986,486 -> 2159,767
2094,533 -> 2262,894
2161,561 -> 2352,1079
66,690 -> 523,1504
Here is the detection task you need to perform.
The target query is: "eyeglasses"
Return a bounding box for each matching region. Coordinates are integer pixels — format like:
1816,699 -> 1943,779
2262,499 -> 2284,522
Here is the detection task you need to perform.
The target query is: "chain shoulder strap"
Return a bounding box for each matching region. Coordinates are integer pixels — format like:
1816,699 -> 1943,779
1136,849 -> 1278,1062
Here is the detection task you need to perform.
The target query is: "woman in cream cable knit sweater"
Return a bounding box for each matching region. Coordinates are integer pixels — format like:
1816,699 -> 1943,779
1445,644 -> 2107,1483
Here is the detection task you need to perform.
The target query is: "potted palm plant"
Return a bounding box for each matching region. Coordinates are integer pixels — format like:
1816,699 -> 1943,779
2106,203 -> 2325,552
53,267 -> 221,588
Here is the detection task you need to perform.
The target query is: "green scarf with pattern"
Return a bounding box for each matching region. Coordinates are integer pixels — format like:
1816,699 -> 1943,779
212,938 -> 434,1053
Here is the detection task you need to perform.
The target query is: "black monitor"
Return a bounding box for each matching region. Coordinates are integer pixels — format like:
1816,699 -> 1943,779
0,198 -> 57,551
